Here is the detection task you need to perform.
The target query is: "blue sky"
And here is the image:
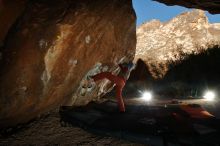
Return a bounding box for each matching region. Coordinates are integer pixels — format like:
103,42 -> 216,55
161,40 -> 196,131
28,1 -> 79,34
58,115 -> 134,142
132,0 -> 220,26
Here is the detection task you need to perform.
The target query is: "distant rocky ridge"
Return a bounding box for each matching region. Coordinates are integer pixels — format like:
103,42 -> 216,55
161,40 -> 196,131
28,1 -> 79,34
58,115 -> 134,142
135,10 -> 220,78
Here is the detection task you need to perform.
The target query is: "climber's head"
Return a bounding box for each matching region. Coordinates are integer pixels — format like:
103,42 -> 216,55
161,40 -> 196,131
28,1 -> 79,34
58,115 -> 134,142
125,61 -> 135,71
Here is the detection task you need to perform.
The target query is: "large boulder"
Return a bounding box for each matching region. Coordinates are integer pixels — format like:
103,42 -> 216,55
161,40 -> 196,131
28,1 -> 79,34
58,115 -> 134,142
0,0 -> 136,128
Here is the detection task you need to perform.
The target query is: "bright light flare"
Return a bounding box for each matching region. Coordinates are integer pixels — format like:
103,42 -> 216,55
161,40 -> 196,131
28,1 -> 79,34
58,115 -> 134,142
203,91 -> 215,101
142,91 -> 152,101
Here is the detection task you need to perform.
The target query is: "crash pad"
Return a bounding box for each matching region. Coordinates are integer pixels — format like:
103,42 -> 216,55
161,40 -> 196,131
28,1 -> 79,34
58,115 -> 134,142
59,100 -> 220,145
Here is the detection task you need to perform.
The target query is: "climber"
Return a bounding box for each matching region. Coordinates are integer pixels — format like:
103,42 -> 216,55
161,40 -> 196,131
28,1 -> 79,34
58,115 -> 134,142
90,61 -> 135,112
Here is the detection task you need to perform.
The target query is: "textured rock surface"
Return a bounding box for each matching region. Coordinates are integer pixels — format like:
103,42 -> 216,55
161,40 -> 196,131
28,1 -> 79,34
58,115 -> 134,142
154,0 -> 220,14
135,10 -> 220,78
0,0 -> 136,128
0,0 -> 27,47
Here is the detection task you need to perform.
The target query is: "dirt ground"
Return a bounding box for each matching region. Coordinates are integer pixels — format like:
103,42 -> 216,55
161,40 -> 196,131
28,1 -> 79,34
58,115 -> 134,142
1,97 -> 219,146
0,109 -> 144,146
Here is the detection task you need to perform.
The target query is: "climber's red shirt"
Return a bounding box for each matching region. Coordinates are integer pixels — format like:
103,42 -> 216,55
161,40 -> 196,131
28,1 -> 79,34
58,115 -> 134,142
118,64 -> 130,81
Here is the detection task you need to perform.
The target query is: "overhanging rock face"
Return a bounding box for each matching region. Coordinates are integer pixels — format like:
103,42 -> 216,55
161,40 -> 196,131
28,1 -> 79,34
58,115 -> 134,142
0,0 -> 27,48
0,0 -> 136,128
154,0 -> 220,14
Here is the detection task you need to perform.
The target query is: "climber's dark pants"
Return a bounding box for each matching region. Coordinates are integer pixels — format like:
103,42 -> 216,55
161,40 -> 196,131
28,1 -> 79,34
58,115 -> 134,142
92,72 -> 126,112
